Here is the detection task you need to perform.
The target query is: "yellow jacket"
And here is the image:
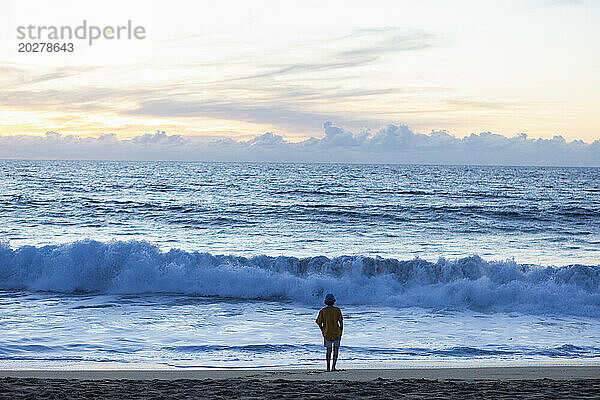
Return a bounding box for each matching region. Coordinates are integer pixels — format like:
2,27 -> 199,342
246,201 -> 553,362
316,306 -> 343,341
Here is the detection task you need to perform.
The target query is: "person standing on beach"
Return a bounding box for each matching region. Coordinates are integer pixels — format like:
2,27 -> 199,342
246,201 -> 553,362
315,293 -> 343,371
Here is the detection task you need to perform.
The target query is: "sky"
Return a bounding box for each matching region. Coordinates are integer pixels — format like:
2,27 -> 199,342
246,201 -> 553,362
1,0 -> 599,164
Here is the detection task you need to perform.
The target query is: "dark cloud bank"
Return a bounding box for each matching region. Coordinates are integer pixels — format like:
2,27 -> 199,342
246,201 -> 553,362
2,122 -> 598,166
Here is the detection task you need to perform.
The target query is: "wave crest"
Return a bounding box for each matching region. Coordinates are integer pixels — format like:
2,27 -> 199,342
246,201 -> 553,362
1,240 -> 598,316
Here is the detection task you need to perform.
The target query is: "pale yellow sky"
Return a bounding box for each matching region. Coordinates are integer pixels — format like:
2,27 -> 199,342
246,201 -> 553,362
1,0 -> 599,142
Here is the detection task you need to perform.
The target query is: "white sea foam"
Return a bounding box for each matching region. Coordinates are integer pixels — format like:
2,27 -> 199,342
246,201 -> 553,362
1,240 -> 598,316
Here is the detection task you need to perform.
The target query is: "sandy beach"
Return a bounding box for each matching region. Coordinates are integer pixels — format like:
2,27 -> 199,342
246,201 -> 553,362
1,367 -> 599,399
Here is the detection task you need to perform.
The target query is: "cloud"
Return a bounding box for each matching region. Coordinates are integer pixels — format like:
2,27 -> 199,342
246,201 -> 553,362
131,131 -> 188,145
337,29 -> 438,60
246,132 -> 287,147
126,99 -> 374,133
1,123 -> 598,166
0,26 -> 444,135
0,64 -> 98,87
232,28 -> 439,82
0,87 -> 156,113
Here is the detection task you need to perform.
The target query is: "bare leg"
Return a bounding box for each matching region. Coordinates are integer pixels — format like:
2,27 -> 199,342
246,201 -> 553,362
332,346 -> 339,371
326,348 -> 332,371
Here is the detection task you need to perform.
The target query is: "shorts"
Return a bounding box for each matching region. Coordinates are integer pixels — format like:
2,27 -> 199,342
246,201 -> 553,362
324,338 -> 340,349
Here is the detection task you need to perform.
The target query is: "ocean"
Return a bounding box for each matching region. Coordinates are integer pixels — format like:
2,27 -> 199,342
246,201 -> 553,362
1,160 -> 599,369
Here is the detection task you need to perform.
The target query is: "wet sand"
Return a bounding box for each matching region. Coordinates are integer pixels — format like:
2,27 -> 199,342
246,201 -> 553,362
1,367 -> 599,399
2,366 -> 600,381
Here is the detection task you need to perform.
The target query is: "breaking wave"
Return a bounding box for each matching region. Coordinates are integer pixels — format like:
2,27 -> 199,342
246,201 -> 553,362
1,240 -> 599,316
